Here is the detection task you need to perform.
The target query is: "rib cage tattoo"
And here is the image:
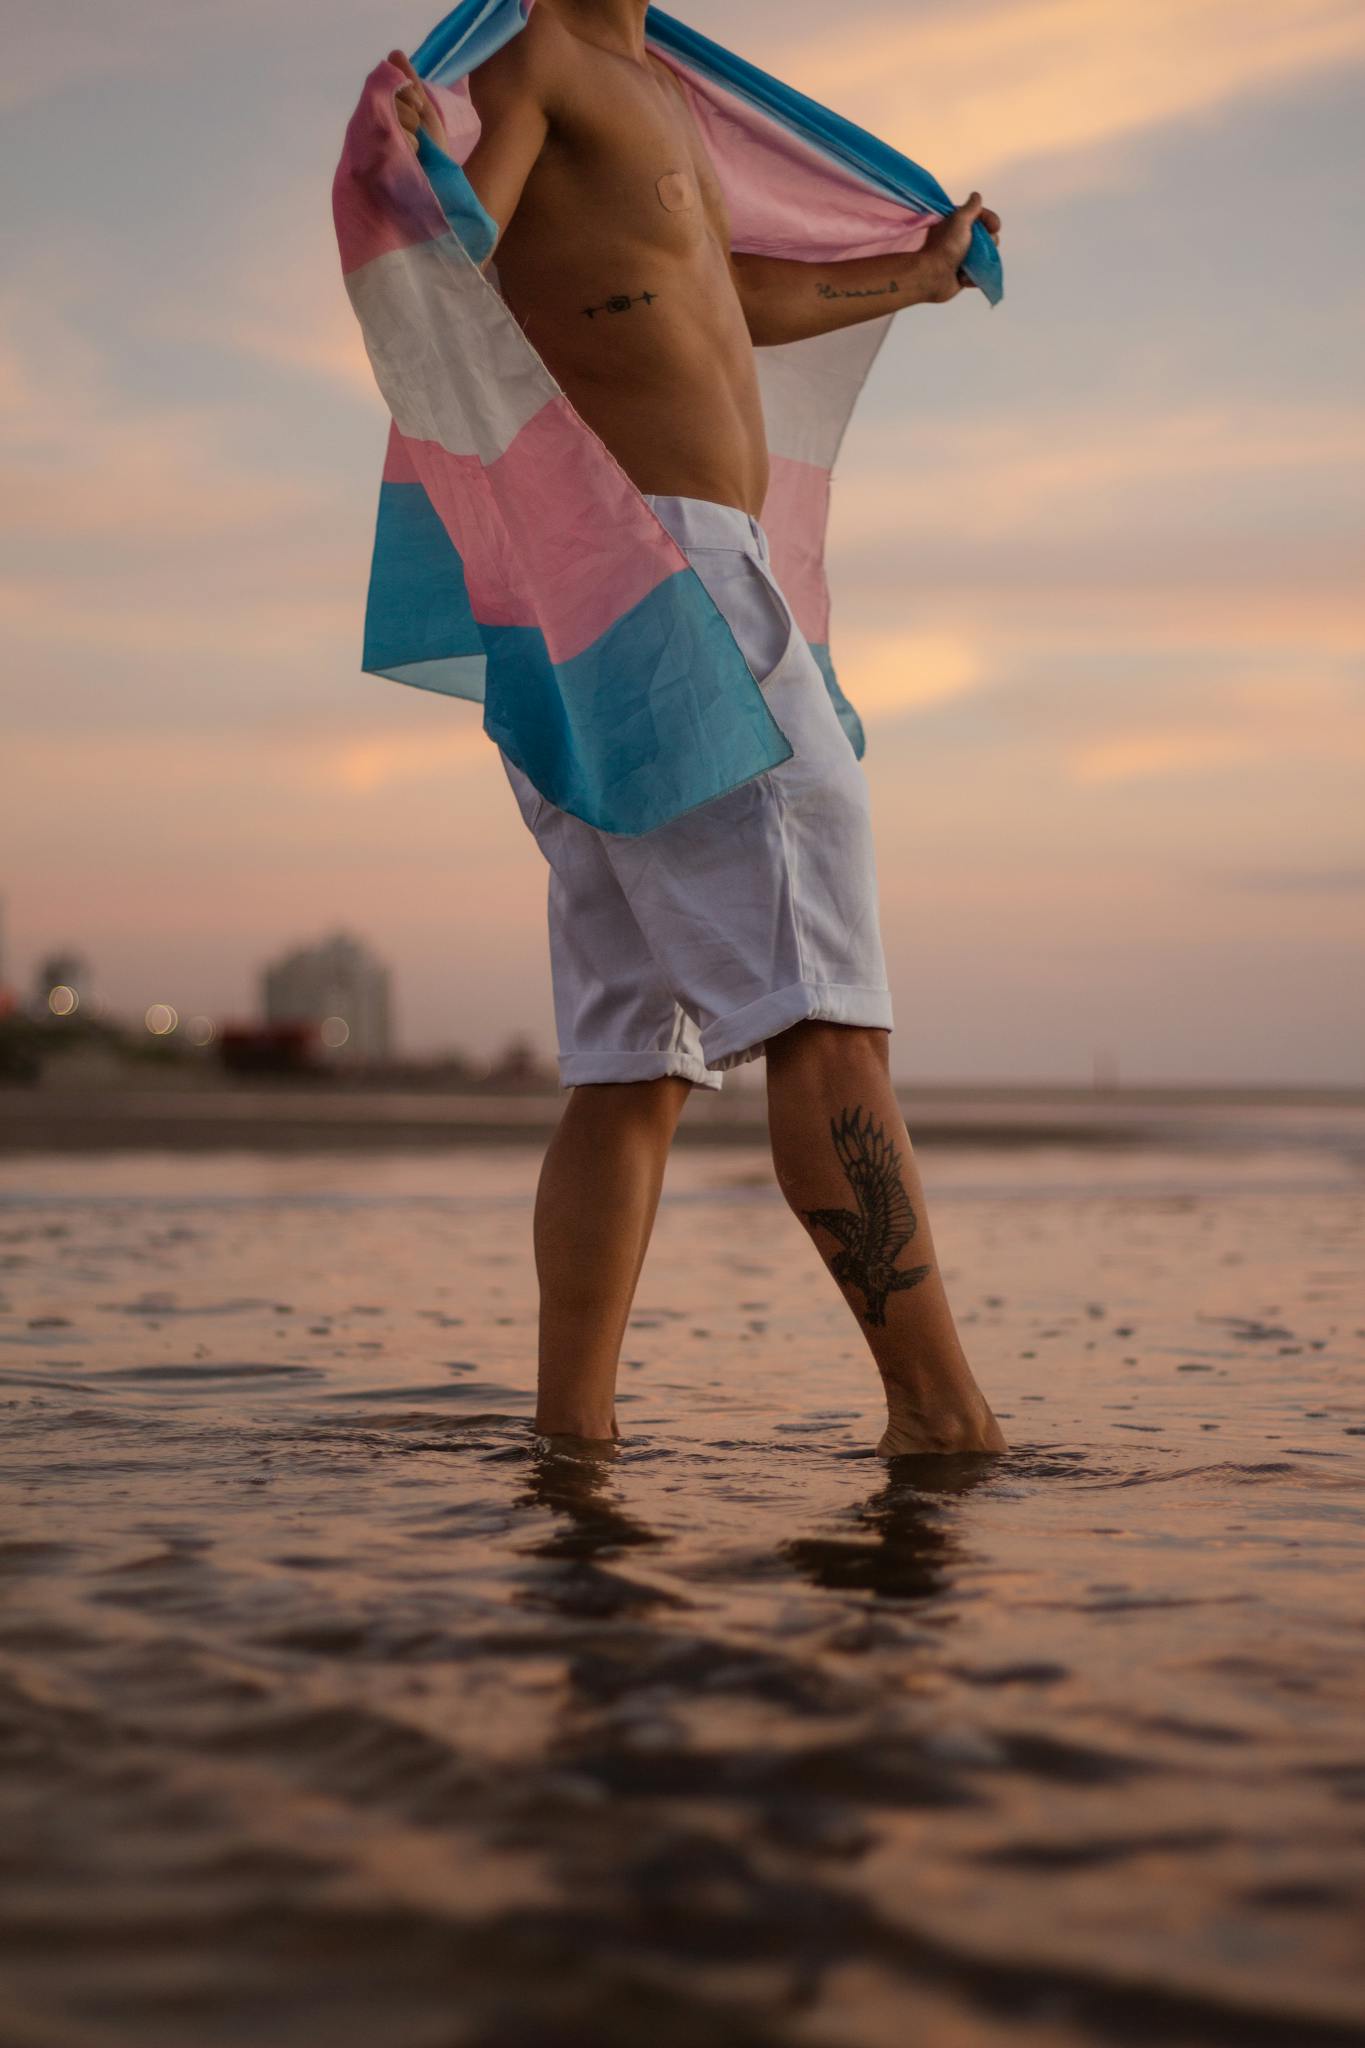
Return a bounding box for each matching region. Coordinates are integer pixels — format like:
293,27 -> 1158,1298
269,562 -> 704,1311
803,1108 -> 932,1326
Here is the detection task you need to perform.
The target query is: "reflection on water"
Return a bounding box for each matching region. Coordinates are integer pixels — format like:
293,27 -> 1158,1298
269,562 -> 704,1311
783,1460 -> 992,1602
0,1147 -> 1363,2047
521,1440 -> 656,1558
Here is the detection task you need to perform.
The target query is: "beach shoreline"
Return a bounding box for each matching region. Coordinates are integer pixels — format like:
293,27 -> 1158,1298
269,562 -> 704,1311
5,1080 -> 1364,1159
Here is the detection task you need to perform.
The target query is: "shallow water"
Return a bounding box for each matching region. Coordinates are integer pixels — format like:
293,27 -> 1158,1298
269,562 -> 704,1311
1,1144 -> 1363,2047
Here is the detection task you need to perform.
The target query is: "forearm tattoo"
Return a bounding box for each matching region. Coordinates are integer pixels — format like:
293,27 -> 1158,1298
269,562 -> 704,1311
582,290 -> 659,319
815,279 -> 900,302
804,1107 -> 931,1326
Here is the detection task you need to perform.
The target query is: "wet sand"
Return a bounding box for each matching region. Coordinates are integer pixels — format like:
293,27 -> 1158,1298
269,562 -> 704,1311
1,1135 -> 1363,2046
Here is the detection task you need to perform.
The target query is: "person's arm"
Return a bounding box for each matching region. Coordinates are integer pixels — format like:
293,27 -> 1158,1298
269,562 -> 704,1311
390,16 -> 559,263
731,195 -> 1001,346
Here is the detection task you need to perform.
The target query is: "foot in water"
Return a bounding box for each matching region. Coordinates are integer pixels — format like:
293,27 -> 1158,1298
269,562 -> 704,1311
877,1384 -> 1007,1459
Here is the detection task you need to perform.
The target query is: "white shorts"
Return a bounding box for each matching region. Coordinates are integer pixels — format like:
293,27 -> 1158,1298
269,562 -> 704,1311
501,493 -> 892,1089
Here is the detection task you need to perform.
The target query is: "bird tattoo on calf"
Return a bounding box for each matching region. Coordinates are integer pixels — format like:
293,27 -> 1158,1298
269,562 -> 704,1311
804,1108 -> 932,1326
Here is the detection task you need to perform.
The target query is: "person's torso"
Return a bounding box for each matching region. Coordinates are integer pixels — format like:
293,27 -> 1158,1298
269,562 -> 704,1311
488,30 -> 770,515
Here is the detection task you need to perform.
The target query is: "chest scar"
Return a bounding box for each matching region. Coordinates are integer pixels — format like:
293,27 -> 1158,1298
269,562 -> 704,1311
655,170 -> 695,213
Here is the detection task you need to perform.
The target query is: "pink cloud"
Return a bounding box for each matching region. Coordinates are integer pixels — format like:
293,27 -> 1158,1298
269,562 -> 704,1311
782,0 -> 1365,183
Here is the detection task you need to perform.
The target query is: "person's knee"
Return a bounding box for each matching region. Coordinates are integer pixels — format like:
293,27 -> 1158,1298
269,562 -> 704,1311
767,1019 -> 890,1082
568,1075 -> 692,1128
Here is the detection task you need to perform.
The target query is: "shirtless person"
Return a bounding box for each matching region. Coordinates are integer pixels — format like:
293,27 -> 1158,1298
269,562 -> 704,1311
389,0 -> 1006,1458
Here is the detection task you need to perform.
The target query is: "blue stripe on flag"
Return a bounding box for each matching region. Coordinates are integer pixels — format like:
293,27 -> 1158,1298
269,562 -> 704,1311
363,480 -> 485,695
415,128 -> 499,266
414,0 -> 531,82
480,568 -> 793,836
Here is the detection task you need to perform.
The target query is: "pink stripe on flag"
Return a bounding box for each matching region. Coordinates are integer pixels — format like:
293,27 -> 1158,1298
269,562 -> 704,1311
659,58 -> 938,264
761,455 -> 833,647
401,397 -> 687,661
485,397 -> 685,658
429,80 -> 481,161
381,425 -> 424,485
333,61 -> 451,276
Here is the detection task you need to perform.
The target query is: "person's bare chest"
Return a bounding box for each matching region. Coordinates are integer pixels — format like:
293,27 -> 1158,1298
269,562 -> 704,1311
512,45 -> 730,267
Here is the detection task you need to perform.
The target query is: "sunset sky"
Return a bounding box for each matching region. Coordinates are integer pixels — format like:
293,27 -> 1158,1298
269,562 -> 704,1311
5,0 -> 1363,1082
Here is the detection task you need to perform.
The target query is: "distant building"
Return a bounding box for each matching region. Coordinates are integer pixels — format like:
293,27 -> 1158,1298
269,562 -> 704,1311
261,931 -> 392,1062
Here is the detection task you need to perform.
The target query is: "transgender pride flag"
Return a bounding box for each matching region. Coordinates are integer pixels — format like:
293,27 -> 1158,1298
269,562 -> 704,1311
333,0 -> 1002,835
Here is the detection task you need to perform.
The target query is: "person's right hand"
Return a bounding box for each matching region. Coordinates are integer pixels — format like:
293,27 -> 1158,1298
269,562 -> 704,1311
389,49 -> 448,156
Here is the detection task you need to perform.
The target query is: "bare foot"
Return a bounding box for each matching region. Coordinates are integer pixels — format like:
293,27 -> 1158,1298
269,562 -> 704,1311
877,1384 -> 1007,1459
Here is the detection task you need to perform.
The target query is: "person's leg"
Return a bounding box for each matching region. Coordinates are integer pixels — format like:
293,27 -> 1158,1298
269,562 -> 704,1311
766,1021 -> 1005,1457
497,749 -> 720,1439
533,1075 -> 692,1439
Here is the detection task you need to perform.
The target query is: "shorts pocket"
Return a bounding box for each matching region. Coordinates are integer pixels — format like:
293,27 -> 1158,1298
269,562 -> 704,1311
689,548 -> 798,690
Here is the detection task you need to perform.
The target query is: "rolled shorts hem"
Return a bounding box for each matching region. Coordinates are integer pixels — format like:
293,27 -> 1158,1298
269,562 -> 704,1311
557,1049 -> 724,1091
702,982 -> 894,1072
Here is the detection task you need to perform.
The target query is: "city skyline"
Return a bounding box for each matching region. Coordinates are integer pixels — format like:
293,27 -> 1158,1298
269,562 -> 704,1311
4,1 -> 1362,1083
4,908 -> 397,1054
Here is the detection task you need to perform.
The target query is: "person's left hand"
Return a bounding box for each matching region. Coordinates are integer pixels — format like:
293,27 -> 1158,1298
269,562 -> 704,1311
961,204 -> 1002,289
918,195 -> 1002,300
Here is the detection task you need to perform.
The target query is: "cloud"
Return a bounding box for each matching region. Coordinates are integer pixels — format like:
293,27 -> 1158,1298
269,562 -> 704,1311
834,628 -> 982,717
0,275 -> 369,679
0,578 -> 355,671
823,397 -> 1365,708
1063,668 -> 1365,784
225,291 -> 375,396
834,401 -> 1365,548
5,715 -> 489,807
1225,863 -> 1365,893
0,273 -> 331,539
324,726 -> 488,791
6,411 -> 324,548
782,0 -> 1365,183
1067,726 -> 1270,783
1,0 -> 398,109
159,175 -> 377,398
